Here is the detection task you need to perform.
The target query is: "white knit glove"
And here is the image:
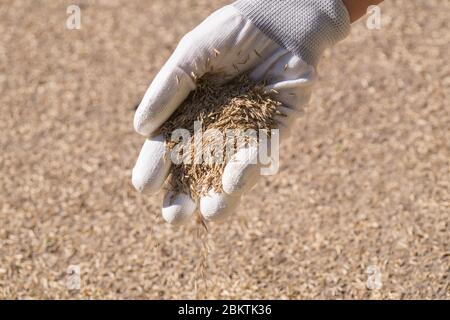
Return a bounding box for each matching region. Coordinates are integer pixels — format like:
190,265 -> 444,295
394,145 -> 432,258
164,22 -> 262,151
132,3 -> 350,224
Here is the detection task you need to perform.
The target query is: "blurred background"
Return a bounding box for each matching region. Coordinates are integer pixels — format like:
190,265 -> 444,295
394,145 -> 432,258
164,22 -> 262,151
0,0 -> 448,299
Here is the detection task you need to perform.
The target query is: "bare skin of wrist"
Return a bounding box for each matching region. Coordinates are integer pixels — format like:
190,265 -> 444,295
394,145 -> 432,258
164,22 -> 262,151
342,0 -> 384,23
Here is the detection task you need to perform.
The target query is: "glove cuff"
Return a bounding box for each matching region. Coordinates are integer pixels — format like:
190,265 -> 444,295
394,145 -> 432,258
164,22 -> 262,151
233,0 -> 351,67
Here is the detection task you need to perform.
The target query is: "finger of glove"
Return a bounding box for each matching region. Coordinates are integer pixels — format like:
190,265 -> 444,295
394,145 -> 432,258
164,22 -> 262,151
223,46 -> 312,196
222,145 -> 260,196
132,134 -> 171,194
162,191 -> 196,225
221,55 -> 316,196
250,50 -> 316,112
199,190 -> 241,222
221,129 -> 282,197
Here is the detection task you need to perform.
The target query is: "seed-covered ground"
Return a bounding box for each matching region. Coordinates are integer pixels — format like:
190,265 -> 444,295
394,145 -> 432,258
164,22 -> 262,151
0,0 -> 448,299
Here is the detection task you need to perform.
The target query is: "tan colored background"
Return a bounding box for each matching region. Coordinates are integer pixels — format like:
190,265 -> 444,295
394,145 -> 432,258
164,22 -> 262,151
0,0 -> 448,299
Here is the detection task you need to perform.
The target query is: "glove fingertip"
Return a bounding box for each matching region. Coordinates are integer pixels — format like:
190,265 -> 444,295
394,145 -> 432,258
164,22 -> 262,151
200,191 -> 240,222
162,192 -> 196,225
132,134 -> 171,194
222,146 -> 260,196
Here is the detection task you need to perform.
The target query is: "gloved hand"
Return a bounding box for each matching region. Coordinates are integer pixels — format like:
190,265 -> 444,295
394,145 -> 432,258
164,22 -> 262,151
132,0 -> 351,224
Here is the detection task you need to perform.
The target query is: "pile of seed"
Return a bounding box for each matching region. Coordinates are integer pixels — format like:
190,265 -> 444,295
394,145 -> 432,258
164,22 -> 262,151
159,74 -> 283,200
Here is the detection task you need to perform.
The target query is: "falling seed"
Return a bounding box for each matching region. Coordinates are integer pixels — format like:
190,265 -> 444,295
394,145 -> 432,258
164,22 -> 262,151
254,49 -> 262,58
176,75 -> 180,85
284,64 -> 288,71
213,48 -> 220,56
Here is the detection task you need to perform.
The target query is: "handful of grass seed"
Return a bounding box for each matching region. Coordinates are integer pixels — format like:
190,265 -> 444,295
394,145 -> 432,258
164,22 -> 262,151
159,74 -> 282,201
